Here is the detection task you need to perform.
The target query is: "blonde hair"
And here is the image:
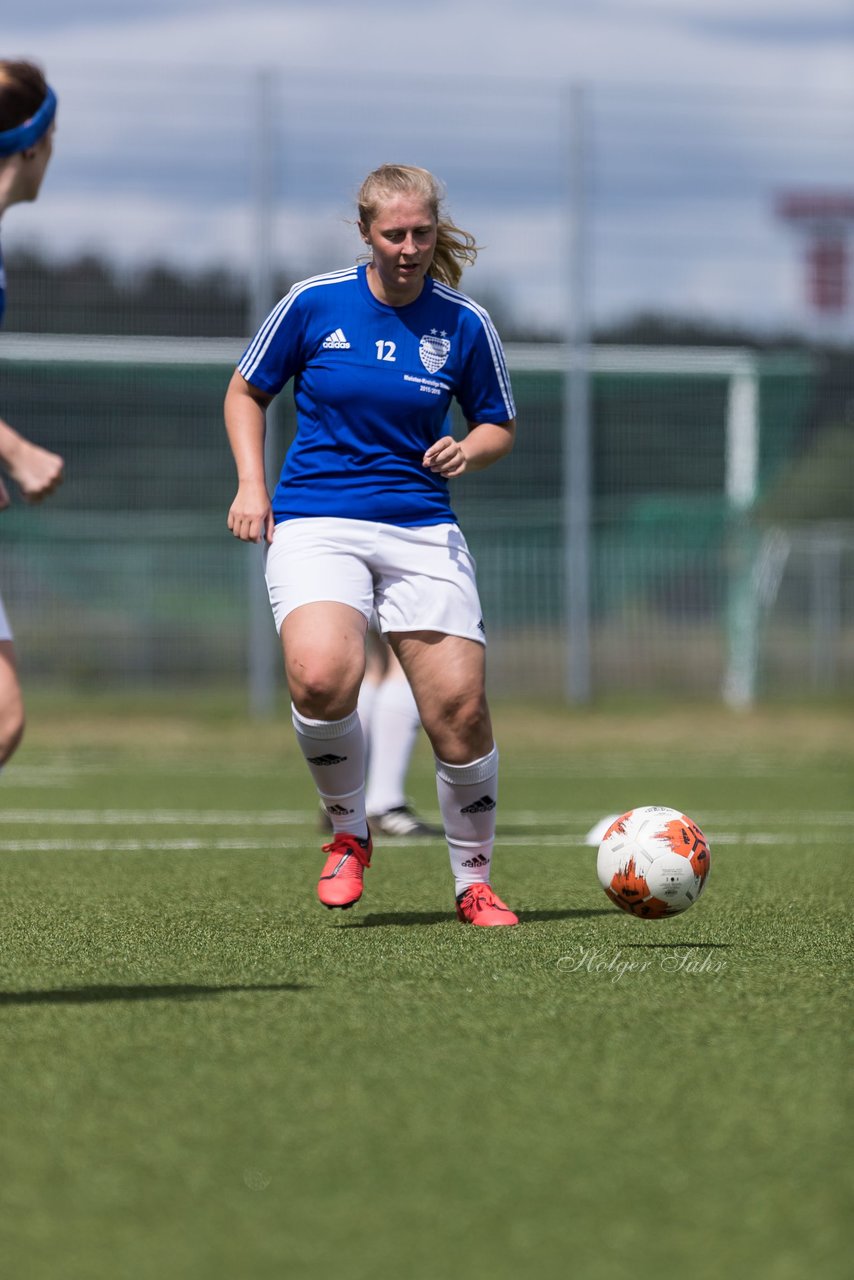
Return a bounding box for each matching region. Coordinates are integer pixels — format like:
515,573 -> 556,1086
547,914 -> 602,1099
0,60 -> 48,133
357,164 -> 479,289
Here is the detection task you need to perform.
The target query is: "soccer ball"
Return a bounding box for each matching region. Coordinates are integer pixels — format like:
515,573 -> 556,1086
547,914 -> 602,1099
596,806 -> 711,918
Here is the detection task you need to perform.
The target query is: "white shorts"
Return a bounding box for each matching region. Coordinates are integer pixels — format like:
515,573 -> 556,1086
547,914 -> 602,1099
0,590 -> 12,642
264,517 -> 486,645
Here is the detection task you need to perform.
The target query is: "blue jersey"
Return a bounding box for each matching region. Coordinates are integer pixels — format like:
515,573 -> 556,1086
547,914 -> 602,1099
0,241 -> 6,328
237,264 -> 515,527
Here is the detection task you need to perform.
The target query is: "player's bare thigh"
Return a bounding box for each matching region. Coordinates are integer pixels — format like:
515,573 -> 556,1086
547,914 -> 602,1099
0,640 -> 25,764
389,630 -> 493,764
281,602 -> 368,720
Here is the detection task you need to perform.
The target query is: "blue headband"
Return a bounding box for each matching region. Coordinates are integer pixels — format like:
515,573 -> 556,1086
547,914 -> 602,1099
0,85 -> 57,158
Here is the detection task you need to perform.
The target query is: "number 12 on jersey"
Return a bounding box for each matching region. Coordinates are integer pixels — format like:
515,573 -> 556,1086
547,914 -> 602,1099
376,341 -> 396,362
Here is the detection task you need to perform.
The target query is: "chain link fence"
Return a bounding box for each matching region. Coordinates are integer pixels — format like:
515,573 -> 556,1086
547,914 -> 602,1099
1,63 -> 852,704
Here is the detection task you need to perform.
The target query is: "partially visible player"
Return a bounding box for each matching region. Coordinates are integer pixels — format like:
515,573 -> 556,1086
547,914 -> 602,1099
359,631 -> 442,837
0,60 -> 64,768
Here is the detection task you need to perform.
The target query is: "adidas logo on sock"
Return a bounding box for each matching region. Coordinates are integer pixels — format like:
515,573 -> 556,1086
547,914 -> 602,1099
307,753 -> 347,766
322,327 -> 350,349
326,804 -> 352,816
461,853 -> 489,868
461,794 -> 496,814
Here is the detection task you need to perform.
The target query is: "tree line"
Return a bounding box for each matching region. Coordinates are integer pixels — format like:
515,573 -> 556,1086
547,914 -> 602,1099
5,248 -> 850,352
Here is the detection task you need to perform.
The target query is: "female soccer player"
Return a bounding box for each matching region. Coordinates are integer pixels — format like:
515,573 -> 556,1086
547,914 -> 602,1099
224,163 -> 518,926
0,60 -> 64,768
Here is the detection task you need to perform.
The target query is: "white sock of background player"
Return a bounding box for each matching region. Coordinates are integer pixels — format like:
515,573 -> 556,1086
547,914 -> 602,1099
364,672 -> 421,816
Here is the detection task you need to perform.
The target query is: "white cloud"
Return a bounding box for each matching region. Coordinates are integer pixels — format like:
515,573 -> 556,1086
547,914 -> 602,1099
3,1 -> 852,336
7,0 -> 853,94
612,0 -> 852,19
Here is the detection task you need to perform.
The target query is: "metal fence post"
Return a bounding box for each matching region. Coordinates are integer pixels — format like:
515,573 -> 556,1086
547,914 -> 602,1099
247,67 -> 279,718
722,355 -> 760,709
564,82 -> 592,704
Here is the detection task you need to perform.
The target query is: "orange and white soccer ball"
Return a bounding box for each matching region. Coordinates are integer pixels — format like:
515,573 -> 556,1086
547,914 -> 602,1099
596,806 -> 711,918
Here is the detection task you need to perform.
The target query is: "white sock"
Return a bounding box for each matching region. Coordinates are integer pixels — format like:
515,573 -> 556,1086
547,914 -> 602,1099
434,746 -> 499,896
291,705 -> 368,839
365,677 -> 421,816
357,678 -> 379,760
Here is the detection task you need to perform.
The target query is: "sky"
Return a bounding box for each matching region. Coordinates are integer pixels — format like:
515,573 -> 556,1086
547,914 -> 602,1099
4,0 -> 854,335
5,0 -> 853,92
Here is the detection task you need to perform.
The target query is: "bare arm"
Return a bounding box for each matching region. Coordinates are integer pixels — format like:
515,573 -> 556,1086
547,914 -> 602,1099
422,419 -> 516,479
224,370 -> 276,543
0,416 -> 64,509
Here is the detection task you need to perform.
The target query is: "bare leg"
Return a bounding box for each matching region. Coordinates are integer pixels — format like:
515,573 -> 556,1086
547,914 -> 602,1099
282,601 -> 368,719
0,641 -> 25,767
389,631 -> 493,764
390,631 -> 511,909
282,602 -> 370,838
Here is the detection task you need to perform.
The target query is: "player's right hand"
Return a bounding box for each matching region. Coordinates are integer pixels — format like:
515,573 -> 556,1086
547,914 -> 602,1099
9,440 -> 64,502
227,484 -> 275,543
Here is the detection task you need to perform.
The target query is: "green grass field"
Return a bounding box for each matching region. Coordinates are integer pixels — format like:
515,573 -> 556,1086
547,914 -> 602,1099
1,695 -> 851,1280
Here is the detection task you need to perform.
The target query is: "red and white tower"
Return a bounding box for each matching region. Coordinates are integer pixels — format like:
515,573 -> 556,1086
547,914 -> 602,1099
777,192 -> 854,330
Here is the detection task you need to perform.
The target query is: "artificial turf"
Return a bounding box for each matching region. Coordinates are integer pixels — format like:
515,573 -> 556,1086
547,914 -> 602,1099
0,697 -> 850,1279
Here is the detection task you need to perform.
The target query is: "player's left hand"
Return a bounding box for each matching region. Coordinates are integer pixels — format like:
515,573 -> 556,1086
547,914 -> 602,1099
422,435 -> 467,478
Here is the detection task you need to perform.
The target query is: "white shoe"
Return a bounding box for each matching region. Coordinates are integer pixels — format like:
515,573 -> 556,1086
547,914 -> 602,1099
368,805 -> 442,838
584,814 -> 622,847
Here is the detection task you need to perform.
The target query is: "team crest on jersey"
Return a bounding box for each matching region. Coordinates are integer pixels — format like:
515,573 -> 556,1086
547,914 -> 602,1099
419,332 -> 451,374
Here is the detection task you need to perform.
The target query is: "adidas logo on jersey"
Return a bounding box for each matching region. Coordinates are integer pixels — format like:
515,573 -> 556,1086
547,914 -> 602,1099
461,795 -> 496,814
322,328 -> 350,349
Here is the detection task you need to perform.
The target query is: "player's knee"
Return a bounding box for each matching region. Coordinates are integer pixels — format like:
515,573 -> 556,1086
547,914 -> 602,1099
289,663 -> 360,720
428,690 -> 491,758
454,687 -> 489,731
